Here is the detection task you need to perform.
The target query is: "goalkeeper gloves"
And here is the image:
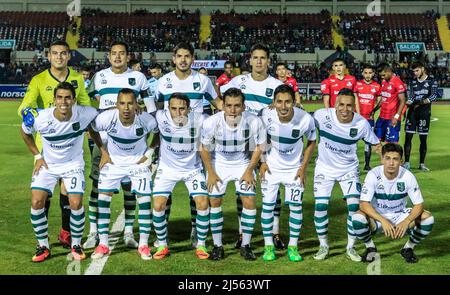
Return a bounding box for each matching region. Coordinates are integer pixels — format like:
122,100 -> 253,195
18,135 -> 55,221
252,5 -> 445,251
21,107 -> 42,127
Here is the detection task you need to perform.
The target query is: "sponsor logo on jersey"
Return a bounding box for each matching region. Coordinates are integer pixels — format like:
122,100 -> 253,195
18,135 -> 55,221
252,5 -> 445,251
265,88 -> 273,97
72,122 -> 80,131
167,84 -> 173,89
349,128 -> 358,138
48,128 -> 56,134
128,78 -> 136,86
136,127 -> 143,136
397,182 -> 405,192
46,86 -> 52,91
193,82 -> 200,91
70,80 -> 78,89
325,123 -> 332,129
101,79 -> 107,84
164,127 -> 171,134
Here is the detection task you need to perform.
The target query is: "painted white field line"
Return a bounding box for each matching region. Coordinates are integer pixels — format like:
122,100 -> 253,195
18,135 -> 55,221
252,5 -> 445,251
430,117 -> 439,122
0,123 -> 20,127
84,210 -> 125,275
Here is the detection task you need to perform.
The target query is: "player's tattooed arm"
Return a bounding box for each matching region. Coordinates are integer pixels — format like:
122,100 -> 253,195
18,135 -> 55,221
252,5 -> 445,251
360,201 -> 396,239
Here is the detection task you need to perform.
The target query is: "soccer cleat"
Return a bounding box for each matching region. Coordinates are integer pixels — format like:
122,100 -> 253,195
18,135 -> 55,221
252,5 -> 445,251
71,245 -> 87,261
83,232 -> 99,249
346,248 -> 362,262
123,233 -> 139,249
240,245 -> 257,261
153,246 -> 170,260
402,162 -> 411,170
273,234 -> 286,250
361,247 -> 378,262
364,165 -> 372,171
58,228 -> 71,249
418,164 -> 430,172
195,246 -> 210,260
32,246 -> 50,262
138,245 -> 152,260
400,248 -> 418,263
287,246 -> 303,262
234,234 -> 243,249
313,246 -> 329,260
262,245 -> 276,261
91,244 -> 110,259
210,245 -> 225,261
190,227 -> 198,248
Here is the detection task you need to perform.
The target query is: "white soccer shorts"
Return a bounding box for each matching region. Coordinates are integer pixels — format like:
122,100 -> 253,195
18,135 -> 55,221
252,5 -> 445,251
261,169 -> 304,205
98,163 -> 152,196
207,161 -> 256,198
90,144 -> 130,184
373,208 -> 413,233
313,169 -> 361,199
31,161 -> 86,195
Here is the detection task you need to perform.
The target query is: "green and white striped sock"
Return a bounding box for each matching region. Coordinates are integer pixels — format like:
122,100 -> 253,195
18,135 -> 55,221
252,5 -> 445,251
152,210 -> 167,246
137,196 -> 151,247
241,208 -> 256,246
70,207 -> 85,247
31,207 -> 49,248
289,204 -> 303,246
210,206 -> 223,246
123,191 -> 136,235
98,193 -> 112,246
352,213 -> 375,247
196,208 -> 210,247
314,196 -> 330,247
261,202 -> 275,245
88,180 -> 99,233
405,216 -> 434,249
346,197 -> 359,249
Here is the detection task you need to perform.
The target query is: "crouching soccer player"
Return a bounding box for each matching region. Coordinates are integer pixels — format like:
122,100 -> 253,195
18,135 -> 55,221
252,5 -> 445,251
20,82 -> 99,262
151,93 -> 210,260
90,88 -> 158,260
259,85 -> 316,262
352,143 -> 434,263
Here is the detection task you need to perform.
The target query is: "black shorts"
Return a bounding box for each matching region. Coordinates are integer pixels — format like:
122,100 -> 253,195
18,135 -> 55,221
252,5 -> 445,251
405,104 -> 431,135
203,105 -> 213,115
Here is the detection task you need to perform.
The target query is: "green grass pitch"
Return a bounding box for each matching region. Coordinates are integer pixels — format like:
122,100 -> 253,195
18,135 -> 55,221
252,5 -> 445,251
0,101 -> 449,275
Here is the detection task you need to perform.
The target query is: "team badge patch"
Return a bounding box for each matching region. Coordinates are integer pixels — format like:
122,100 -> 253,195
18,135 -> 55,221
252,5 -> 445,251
349,128 -> 358,138
193,82 -> 200,91
128,78 -> 136,86
356,183 -> 362,193
292,129 -> 300,138
72,122 -> 80,131
136,127 -> 143,136
70,80 -> 78,89
265,88 -> 273,97
397,182 -> 405,192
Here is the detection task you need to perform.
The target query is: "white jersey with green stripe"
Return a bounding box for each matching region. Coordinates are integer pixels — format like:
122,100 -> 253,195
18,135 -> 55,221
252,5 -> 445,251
360,165 -> 423,215
261,107 -> 316,172
313,108 -> 379,178
220,73 -> 283,115
22,105 -> 98,165
92,109 -> 158,165
156,109 -> 208,171
157,70 -> 217,113
201,111 -> 266,166
88,67 -> 151,110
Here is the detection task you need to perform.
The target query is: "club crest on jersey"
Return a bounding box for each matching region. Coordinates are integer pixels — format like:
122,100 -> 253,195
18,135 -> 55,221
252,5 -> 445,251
136,127 -> 144,136
292,129 -> 300,138
70,80 -> 78,89
193,82 -> 200,91
397,182 -> 405,192
128,78 -> 136,86
72,122 -> 80,131
349,128 -> 358,138
265,88 -> 273,97
356,183 -> 362,192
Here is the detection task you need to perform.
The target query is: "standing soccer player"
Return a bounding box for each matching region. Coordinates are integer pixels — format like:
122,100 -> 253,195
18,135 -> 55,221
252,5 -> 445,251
320,58 -> 357,109
354,64 -> 382,171
84,41 -> 155,250
20,82 -> 99,262
352,143 -> 434,263
259,85 -> 316,262
215,61 -> 235,88
220,44 -> 285,249
312,88 -> 380,261
198,67 -> 214,115
156,42 -> 221,247
200,88 -> 265,260
146,63 -> 163,113
18,40 -> 92,249
90,89 -> 158,260
374,63 -> 407,144
275,62 -> 302,107
151,93 -> 210,260
403,62 -> 439,171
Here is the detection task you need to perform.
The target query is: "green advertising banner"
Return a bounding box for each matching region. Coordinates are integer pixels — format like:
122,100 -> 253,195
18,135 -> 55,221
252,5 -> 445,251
396,42 -> 425,52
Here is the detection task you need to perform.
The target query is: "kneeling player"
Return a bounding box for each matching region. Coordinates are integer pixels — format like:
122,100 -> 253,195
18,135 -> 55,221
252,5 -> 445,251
260,85 -> 316,261
151,93 -> 210,259
352,143 -> 434,263
21,82 -> 99,262
200,88 -> 265,261
90,88 -> 158,260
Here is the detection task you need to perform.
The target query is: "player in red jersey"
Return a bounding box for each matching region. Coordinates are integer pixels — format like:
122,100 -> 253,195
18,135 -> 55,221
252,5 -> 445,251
215,61 -> 234,88
321,58 -> 357,109
374,63 -> 406,143
275,63 -> 302,107
354,64 -> 382,170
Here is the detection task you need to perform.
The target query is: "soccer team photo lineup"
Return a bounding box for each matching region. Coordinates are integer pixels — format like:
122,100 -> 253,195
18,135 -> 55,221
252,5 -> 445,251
1,1 -> 449,275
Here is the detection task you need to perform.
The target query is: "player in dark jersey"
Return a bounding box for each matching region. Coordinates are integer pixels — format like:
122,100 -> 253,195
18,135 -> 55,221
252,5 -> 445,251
403,62 -> 439,172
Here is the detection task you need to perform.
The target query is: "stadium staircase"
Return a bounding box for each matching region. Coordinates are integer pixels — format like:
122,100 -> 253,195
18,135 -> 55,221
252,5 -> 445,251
436,16 -> 450,52
331,15 -> 345,50
199,14 -> 212,46
66,16 -> 81,50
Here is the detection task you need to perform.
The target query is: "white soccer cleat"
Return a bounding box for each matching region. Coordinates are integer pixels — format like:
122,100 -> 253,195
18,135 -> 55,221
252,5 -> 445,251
346,248 -> 362,262
402,162 -> 411,170
313,246 -> 329,260
153,239 -> 160,248
190,227 -> 198,248
83,232 -> 98,249
418,164 -> 430,172
123,233 -> 139,249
